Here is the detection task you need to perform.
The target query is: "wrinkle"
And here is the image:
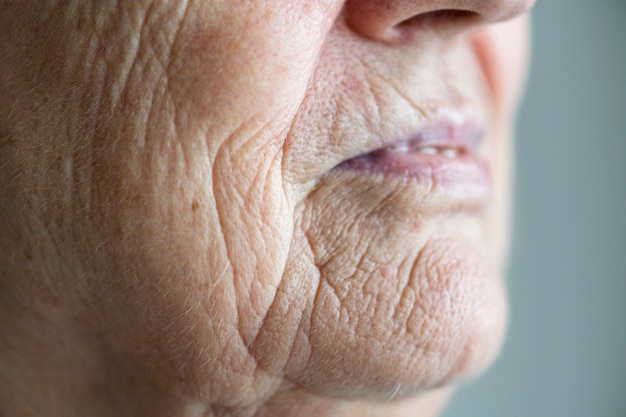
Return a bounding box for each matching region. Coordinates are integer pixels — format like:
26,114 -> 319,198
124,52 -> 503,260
347,49 -> 429,120
369,69 -> 428,119
280,96 -> 313,194
401,246 -> 427,336
211,138 -> 239,300
164,0 -> 192,133
210,124 -> 291,392
302,227 -> 327,371
112,1 -> 152,111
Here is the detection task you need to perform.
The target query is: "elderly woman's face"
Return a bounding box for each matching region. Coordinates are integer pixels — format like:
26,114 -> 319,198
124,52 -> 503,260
1,0 -> 531,415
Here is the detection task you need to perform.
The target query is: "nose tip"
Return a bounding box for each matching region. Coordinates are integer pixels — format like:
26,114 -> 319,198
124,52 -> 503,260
344,0 -> 536,42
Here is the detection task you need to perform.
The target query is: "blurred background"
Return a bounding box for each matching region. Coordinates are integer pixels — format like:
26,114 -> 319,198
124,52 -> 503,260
443,1 -> 626,416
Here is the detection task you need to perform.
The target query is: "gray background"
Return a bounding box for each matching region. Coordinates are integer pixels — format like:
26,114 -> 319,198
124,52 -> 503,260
443,1 -> 626,416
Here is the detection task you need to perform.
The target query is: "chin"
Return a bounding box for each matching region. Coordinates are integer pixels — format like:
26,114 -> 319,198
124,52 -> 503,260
288,237 -> 507,400
250,153 -> 510,401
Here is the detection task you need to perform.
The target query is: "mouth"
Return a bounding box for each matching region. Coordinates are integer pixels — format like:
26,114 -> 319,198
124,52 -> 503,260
334,116 -> 492,205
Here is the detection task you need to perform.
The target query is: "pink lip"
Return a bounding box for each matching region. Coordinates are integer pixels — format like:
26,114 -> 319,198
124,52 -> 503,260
336,118 -> 492,202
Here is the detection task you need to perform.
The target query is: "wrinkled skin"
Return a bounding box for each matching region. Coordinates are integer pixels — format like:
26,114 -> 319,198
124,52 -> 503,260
0,1 -> 532,416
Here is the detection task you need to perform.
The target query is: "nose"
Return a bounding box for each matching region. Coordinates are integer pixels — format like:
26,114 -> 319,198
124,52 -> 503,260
343,0 -> 535,42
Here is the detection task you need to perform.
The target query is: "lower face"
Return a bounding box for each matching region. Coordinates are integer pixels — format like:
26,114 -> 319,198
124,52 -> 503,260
2,0 -> 529,411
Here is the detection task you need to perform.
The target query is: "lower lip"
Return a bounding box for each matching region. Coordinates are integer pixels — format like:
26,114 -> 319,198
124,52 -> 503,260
337,151 -> 492,205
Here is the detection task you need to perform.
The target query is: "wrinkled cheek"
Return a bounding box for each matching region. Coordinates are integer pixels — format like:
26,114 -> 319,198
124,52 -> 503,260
38,0 -> 340,403
71,121 -> 301,405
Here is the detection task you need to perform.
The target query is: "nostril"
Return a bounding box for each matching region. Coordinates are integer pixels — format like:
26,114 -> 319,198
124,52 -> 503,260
396,9 -> 481,34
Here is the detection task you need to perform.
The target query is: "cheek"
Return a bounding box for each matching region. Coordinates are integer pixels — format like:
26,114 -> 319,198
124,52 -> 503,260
160,1 -> 341,151
72,0 -> 362,406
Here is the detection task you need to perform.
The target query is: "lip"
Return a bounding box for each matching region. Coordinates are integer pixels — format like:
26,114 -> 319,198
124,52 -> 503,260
334,117 -> 492,205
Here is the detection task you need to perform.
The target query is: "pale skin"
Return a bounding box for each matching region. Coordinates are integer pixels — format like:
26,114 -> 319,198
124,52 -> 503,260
0,1 -> 532,416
